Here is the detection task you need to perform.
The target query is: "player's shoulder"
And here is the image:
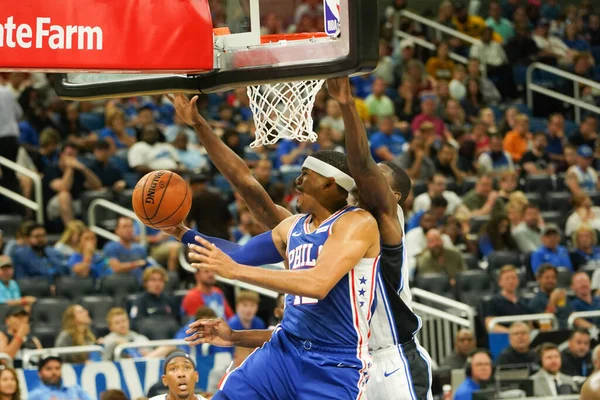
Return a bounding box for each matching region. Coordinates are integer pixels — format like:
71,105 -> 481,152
335,207 -> 377,229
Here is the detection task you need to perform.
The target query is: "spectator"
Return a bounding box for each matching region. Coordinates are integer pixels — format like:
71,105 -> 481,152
570,271 -> 600,326
570,116 -> 598,148
319,99 -> 345,142
530,224 -> 573,274
0,366 -> 20,400
412,173 -> 462,215
181,268 -> 234,319
404,60 -> 433,96
566,194 -> 600,237
485,267 -> 531,333
505,25 -> 540,65
369,117 -> 406,163
54,220 -> 87,258
4,221 -> 34,261
541,0 -> 560,21
227,291 -> 266,331
102,217 -> 150,281
416,229 -> 466,286
188,174 -> 233,240
394,78 -> 420,122
252,159 -> 276,195
586,14 -> 600,46
411,95 -> 445,137
68,230 -> 115,279
531,343 -> 577,396
393,136 -> 436,181
12,223 -> 67,279
101,307 -> 149,360
128,124 -> 183,175
556,144 -> 578,174
58,103 -> 94,151
486,0 -> 515,42
434,142 -> 466,184
449,64 -> 467,101
561,328 -> 592,377
0,84 -> 23,202
546,113 -> 568,162
453,349 -> 493,400
573,226 -> 600,273
0,306 -> 42,368
408,195 -> 448,232
440,329 -> 476,369
171,132 -> 208,173
566,145 -> 599,193
364,78 -> 394,122
275,139 -> 316,170
461,174 -> 505,218
130,267 -> 175,326
443,99 -> 467,137
466,59 -> 502,107
497,171 -> 518,204
405,211 -> 454,275
89,140 -> 126,191
42,142 -> 102,226
172,307 -> 232,361
520,132 -> 554,175
563,22 -> 590,52
55,305 -> 97,364
496,322 -> 538,366
0,256 -> 35,307
503,114 -> 530,163
294,0 -> 322,25
528,264 -> 572,329
99,109 -> 136,154
164,113 -> 198,145
29,356 -> 93,400
425,41 -> 455,81
452,1 -> 501,41
478,215 -> 518,257
532,18 -> 572,65
477,134 -> 516,175
480,107 -> 498,134
512,204 -> 543,253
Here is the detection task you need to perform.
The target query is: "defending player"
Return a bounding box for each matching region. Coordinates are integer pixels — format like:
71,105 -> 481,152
149,351 -> 208,400
190,149 -> 380,399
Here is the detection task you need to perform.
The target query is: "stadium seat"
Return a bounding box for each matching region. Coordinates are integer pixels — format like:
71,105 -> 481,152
529,118 -> 547,133
513,66 -> 528,87
564,121 -> 578,137
589,191 -> 600,207
81,190 -> 117,226
445,179 -> 459,194
455,270 -> 492,306
80,295 -> 115,335
413,180 -> 427,197
540,211 -> 563,227
524,175 -> 553,196
213,174 -> 233,195
172,289 -> 189,315
137,317 -> 179,340
544,192 -> 572,213
55,276 -> 96,300
0,304 -> 9,328
461,177 -> 478,195
31,298 -> 71,327
469,216 -> 490,234
524,192 -> 542,207
281,170 -> 301,187
514,103 -> 532,117
487,251 -> 522,273
124,172 -> 141,189
462,253 -> 480,270
165,271 -> 181,293
17,278 -> 52,298
592,47 -> 600,64
118,189 -> 135,209
556,267 -> 572,289
100,275 -> 141,306
415,273 -> 453,299
0,215 -> 22,238
124,293 -> 142,315
32,325 -> 61,349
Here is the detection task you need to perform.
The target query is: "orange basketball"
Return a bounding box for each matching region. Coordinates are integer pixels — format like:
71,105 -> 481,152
132,170 -> 192,229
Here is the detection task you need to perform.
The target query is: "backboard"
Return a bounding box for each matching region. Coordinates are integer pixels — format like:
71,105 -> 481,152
30,0 -> 380,99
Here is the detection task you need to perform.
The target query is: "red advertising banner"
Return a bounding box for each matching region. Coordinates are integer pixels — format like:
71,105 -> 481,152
0,0 -> 214,72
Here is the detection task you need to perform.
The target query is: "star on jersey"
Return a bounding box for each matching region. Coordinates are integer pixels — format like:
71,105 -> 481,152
359,301 -> 365,308
359,276 -> 367,285
358,288 -> 366,296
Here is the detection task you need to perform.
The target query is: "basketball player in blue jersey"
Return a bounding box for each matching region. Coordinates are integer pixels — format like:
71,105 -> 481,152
166,92 -> 431,399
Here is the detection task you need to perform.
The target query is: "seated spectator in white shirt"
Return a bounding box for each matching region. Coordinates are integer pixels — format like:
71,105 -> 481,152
532,18 -> 573,66
566,145 -> 600,194
477,134 -> 515,176
54,220 -> 88,258
171,132 -> 209,173
512,204 -> 543,253
565,193 -> 600,237
101,307 -> 151,360
412,173 -> 462,215
319,99 -> 345,142
164,113 -> 198,145
405,211 -> 454,277
531,343 -> 578,396
128,124 -> 184,175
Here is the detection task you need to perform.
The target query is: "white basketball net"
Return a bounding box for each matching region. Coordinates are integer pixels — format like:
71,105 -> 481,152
247,79 -> 325,147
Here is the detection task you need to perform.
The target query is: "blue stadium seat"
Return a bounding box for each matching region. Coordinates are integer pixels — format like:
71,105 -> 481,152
55,276 -> 96,300
124,172 -> 141,189
565,120 -> 579,137
529,117 -> 547,133
489,105 -> 503,123
413,180 -> 428,197
79,112 -> 105,131
592,47 -> 600,64
212,174 -> 233,195
514,103 -> 532,117
281,170 -> 300,187
513,66 -> 528,87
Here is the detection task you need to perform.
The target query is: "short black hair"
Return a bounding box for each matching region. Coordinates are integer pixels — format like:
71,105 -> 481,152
535,263 -> 557,279
311,150 -> 352,180
94,139 -> 110,150
26,223 -> 45,237
431,195 -> 448,209
538,342 -> 559,358
570,328 -> 590,339
381,161 -> 411,205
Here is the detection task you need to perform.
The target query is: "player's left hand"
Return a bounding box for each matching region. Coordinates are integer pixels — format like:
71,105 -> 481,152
188,237 -> 238,279
326,77 -> 354,105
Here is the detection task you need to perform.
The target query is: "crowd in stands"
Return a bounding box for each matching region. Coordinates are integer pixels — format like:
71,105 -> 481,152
0,0 -> 600,398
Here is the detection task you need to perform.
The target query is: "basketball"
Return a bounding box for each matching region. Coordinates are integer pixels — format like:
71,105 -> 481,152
132,171 -> 192,229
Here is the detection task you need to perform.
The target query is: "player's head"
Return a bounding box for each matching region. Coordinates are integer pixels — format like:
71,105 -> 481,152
161,352 -> 199,400
347,162 -> 411,207
297,151 -> 353,213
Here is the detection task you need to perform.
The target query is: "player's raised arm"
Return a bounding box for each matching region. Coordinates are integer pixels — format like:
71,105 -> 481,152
168,93 -> 291,230
185,318 -> 273,349
189,210 -> 380,299
326,77 -> 402,245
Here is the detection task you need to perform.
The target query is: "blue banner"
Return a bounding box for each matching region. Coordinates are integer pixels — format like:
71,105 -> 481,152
18,351 -> 232,400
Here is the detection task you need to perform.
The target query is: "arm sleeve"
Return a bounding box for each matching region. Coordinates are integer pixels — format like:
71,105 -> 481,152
181,230 -> 285,266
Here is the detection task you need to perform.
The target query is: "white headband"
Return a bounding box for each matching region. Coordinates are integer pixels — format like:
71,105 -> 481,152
302,156 -> 355,192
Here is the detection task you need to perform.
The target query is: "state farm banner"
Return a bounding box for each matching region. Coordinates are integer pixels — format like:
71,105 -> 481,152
0,0 -> 214,72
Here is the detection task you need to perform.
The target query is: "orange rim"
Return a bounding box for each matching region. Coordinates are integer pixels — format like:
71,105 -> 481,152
260,32 -> 329,44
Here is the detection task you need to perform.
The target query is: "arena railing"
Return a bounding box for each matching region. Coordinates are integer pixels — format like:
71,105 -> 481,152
393,29 -> 470,66
113,339 -> 196,361
411,288 -> 476,365
486,313 -> 559,332
21,345 -> 105,369
0,156 -> 44,223
567,310 -> 600,329
526,62 -> 600,124
178,248 -> 280,299
88,198 -> 147,246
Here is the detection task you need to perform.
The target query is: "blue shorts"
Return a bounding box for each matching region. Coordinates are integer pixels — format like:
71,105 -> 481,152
213,327 -> 370,400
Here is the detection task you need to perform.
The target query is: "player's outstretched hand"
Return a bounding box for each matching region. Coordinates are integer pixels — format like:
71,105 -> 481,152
185,318 -> 234,347
167,93 -> 205,126
325,77 -> 353,105
188,236 -> 238,279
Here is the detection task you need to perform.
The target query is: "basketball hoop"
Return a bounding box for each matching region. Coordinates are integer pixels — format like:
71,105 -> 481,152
247,33 -> 329,148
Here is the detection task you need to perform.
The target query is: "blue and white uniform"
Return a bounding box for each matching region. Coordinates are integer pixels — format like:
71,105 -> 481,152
216,206 -> 379,400
367,207 -> 433,400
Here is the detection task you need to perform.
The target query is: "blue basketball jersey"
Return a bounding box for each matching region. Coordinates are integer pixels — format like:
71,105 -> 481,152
281,205 -> 380,350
